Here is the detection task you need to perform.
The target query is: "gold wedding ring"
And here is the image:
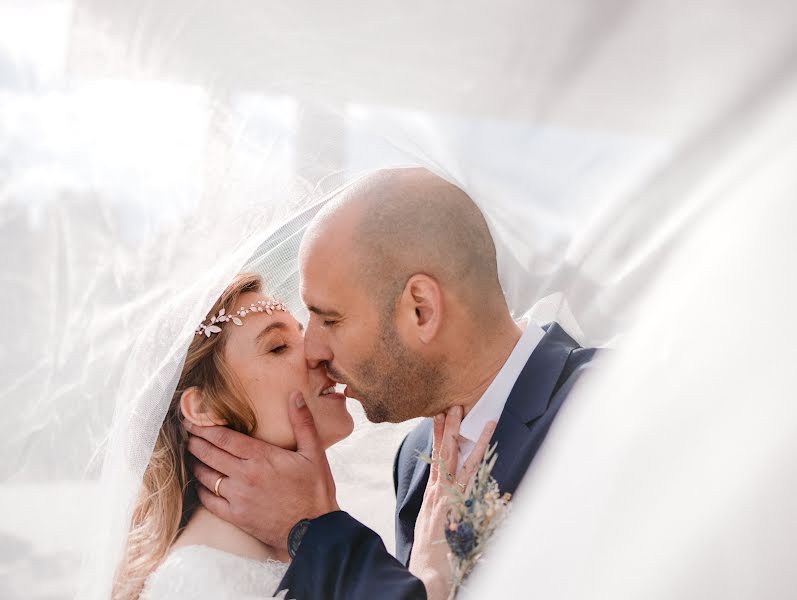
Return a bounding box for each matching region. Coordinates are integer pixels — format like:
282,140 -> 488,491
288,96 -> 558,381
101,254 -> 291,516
213,475 -> 224,497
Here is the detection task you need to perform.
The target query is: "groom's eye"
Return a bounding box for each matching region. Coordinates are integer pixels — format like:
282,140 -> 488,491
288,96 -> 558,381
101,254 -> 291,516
322,320 -> 337,328
270,344 -> 288,354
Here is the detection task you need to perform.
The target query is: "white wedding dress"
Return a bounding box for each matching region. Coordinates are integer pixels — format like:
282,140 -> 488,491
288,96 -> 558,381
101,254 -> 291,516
141,545 -> 289,600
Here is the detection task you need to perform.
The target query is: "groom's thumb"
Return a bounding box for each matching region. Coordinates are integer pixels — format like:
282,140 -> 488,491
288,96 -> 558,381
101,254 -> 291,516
288,391 -> 323,456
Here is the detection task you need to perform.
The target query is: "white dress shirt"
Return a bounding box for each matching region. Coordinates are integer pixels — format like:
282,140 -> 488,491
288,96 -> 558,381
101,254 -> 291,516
457,319 -> 545,471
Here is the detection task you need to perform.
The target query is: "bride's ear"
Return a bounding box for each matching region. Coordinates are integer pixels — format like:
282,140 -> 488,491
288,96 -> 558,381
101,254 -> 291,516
180,387 -> 228,427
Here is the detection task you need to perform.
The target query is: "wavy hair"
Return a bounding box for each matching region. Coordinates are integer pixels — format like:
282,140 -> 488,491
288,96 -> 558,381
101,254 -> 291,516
112,272 -> 263,600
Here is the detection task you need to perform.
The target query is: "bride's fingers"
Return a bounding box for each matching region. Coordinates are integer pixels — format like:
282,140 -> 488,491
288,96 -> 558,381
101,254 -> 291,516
186,434 -> 239,476
429,413 -> 445,484
440,405 -> 463,479
457,420 -> 496,485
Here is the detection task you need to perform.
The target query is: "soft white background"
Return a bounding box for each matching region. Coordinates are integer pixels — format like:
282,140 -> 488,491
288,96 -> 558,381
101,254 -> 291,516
2,1 -> 796,598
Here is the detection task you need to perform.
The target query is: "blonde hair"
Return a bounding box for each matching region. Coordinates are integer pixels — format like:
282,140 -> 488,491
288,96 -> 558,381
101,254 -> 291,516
112,272 -> 263,600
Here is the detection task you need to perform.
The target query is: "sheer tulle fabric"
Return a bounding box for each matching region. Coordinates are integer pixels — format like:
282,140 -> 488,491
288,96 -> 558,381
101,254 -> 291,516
1,2 -> 795,599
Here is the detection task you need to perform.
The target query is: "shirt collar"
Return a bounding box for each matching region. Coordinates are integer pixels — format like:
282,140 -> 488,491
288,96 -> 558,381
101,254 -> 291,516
459,319 -> 546,444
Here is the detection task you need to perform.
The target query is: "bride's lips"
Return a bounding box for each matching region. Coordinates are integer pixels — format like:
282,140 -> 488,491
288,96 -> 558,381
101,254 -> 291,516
316,378 -> 347,402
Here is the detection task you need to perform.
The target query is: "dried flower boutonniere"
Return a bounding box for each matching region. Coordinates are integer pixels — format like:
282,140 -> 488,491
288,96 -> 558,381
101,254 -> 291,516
419,443 -> 512,598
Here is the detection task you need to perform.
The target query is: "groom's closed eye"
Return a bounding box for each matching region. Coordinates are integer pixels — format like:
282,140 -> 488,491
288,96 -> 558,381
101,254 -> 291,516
308,305 -> 342,321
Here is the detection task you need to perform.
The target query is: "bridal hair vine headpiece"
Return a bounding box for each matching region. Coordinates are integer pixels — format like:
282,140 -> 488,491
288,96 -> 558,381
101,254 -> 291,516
195,299 -> 287,337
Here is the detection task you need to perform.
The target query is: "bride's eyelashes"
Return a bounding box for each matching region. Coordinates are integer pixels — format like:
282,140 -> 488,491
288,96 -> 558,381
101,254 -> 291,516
257,338 -> 290,356
259,327 -> 303,355
265,333 -> 302,355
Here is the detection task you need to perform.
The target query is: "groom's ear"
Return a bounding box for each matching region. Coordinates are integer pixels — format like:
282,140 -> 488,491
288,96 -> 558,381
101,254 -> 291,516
398,274 -> 443,345
180,387 -> 229,427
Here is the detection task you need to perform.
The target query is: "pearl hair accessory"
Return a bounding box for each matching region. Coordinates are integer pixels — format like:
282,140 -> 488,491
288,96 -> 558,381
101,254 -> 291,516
195,299 -> 287,337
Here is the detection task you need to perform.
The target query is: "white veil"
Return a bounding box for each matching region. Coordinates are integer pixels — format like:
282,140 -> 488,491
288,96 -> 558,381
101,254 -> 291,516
1,1 -> 795,599
468,139 -> 797,599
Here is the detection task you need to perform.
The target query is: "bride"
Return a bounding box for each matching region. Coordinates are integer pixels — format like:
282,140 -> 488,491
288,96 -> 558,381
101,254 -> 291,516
111,271 -> 472,599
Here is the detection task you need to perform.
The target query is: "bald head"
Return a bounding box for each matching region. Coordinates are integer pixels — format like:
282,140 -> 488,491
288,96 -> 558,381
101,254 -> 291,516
299,168 -> 515,422
304,167 -> 506,319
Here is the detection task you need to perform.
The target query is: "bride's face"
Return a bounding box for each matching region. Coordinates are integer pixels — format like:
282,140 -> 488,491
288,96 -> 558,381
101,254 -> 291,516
222,291 -> 354,449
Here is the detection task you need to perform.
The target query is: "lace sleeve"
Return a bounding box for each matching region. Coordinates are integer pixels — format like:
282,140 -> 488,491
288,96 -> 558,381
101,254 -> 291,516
141,545 -> 290,600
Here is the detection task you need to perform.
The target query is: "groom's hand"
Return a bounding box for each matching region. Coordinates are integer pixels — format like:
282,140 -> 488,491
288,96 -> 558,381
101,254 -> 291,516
186,391 -> 339,550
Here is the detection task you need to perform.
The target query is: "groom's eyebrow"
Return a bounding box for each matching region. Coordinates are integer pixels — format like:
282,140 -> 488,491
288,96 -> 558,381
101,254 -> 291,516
307,305 -> 342,318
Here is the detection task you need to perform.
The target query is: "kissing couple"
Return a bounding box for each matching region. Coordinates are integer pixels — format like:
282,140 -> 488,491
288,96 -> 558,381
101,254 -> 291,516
113,167 -> 597,600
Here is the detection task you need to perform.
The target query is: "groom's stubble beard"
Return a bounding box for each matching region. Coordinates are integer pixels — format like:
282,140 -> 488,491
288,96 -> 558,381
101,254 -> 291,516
351,317 -> 446,423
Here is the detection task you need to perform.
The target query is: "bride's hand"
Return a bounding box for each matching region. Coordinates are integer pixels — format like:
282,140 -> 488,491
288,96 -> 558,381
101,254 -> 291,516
409,406 -> 496,600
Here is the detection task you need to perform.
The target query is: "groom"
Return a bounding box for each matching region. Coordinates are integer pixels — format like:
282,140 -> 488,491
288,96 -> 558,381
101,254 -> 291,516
186,168 -> 597,599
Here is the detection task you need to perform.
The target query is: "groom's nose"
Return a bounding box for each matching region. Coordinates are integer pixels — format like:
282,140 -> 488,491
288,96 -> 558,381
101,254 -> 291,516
304,319 -> 333,369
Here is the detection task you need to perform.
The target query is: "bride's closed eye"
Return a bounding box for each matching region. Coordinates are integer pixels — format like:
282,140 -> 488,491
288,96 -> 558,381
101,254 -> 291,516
266,331 -> 304,355
255,337 -> 288,356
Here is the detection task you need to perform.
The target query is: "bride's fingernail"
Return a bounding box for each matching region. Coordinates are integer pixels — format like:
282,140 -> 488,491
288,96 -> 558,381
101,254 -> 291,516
434,414 -> 443,424
294,392 -> 306,408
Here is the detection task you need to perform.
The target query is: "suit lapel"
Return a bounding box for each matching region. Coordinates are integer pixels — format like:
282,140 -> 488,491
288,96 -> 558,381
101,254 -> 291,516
398,324 -> 579,532
397,430 -> 432,520
490,323 -> 578,490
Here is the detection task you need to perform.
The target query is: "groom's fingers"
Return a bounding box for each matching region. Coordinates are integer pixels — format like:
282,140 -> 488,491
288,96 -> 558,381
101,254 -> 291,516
288,391 -> 324,458
187,434 -> 241,476
196,482 -> 232,520
184,421 -> 258,460
191,458 -> 225,495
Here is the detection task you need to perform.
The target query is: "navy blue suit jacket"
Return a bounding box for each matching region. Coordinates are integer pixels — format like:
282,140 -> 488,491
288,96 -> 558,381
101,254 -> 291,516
278,323 -> 596,599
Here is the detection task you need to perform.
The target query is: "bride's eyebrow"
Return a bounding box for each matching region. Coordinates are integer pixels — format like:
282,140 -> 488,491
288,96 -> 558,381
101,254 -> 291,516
255,322 -> 287,345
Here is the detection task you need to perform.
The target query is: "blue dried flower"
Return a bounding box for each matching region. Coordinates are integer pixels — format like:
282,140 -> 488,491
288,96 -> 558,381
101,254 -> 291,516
445,521 -> 475,558
464,499 -> 474,510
